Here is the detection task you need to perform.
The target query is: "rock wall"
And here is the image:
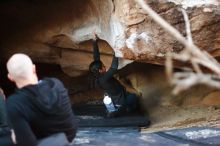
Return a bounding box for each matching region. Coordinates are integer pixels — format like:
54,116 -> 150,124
0,0 -> 219,76
116,62 -> 220,108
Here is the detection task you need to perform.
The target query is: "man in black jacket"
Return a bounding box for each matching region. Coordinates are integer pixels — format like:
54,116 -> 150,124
0,53 -> 77,146
89,34 -> 139,117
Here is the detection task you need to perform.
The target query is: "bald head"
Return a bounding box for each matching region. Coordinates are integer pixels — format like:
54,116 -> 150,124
7,53 -> 35,81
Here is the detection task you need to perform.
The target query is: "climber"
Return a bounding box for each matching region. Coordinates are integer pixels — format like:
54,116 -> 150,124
0,53 -> 78,146
89,33 -> 139,118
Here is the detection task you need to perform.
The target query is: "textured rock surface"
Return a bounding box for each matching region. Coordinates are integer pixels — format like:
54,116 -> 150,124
0,0 -> 219,76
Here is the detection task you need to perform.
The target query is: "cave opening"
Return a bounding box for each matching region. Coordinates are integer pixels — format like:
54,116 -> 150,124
1,50 -> 220,130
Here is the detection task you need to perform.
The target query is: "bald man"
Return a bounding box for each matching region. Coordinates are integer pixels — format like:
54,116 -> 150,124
1,53 -> 78,146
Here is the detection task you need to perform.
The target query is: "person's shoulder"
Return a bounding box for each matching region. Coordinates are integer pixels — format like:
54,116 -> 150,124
6,93 -> 23,113
6,88 -> 29,103
6,93 -> 21,104
43,77 -> 62,83
42,77 -> 65,88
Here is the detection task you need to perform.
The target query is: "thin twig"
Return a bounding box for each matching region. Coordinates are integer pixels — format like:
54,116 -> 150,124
165,52 -> 173,82
181,9 -> 193,44
191,58 -> 202,73
172,72 -> 220,94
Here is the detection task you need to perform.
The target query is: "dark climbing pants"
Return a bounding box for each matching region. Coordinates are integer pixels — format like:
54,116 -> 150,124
112,92 -> 139,111
125,92 -> 139,111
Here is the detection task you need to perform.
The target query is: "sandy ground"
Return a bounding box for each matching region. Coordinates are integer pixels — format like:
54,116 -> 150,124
142,105 -> 220,133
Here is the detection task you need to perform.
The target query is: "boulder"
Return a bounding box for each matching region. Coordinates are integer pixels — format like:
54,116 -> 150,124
0,0 -> 219,76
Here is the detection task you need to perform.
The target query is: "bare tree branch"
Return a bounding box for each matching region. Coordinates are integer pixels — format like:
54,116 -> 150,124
191,58 -> 202,73
165,52 -> 173,82
181,9 -> 193,44
136,0 -> 220,74
135,0 -> 220,94
172,72 -> 220,94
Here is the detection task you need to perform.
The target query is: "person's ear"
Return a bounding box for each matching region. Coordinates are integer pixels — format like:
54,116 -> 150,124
33,64 -> 36,74
7,74 -> 14,82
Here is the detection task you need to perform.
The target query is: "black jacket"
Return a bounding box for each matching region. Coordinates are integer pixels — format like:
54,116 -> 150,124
6,78 -> 77,146
0,92 -> 7,127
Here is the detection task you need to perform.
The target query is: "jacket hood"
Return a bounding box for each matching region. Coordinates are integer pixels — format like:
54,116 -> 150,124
16,78 -> 67,114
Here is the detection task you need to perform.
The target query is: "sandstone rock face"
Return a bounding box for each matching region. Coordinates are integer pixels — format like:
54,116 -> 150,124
0,0 -> 219,76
